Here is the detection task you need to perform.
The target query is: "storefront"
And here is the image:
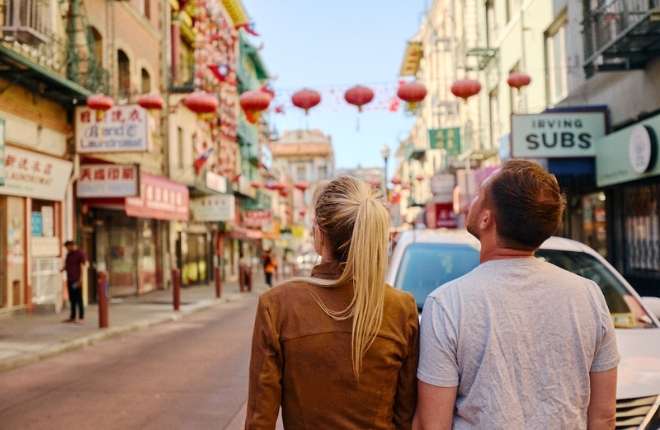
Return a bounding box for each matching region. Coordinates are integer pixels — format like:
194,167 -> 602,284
0,145 -> 72,312
596,114 -> 660,296
79,167 -> 188,298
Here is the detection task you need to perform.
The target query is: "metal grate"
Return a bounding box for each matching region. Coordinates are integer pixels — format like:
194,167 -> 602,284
615,395 -> 660,429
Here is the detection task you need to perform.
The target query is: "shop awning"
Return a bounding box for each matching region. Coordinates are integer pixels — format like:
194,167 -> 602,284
229,226 -> 262,240
0,44 -> 91,106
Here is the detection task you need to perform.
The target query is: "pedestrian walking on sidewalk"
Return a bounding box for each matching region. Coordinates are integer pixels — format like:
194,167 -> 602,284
414,160 -> 619,429
239,249 -> 252,293
261,249 -> 276,288
61,240 -> 88,324
246,176 -> 418,430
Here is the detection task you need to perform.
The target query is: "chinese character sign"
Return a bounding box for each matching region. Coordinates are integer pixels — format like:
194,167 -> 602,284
77,164 -> 139,198
76,105 -> 151,153
191,195 -> 235,222
0,146 -> 72,201
125,173 -> 189,221
428,127 -> 461,156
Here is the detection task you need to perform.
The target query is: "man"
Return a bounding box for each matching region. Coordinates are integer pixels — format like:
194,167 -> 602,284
414,160 -> 618,429
262,249 -> 276,288
62,240 -> 87,323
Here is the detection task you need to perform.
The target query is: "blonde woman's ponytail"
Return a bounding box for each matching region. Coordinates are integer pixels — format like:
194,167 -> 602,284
343,196 -> 389,378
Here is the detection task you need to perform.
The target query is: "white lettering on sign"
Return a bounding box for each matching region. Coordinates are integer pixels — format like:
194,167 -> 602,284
511,112 -> 606,158
76,105 -> 151,153
77,164 -> 139,198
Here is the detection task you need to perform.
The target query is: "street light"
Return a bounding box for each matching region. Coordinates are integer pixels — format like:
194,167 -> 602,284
380,144 -> 390,199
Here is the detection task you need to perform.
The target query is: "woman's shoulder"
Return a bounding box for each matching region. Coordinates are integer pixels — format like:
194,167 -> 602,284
383,285 -> 418,317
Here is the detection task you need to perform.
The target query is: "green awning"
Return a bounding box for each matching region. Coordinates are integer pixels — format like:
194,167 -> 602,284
0,44 -> 91,106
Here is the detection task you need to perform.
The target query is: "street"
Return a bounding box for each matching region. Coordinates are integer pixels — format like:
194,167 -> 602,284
0,295 -> 270,430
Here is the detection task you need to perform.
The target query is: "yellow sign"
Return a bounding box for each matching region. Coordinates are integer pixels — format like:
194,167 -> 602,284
222,0 -> 249,27
291,224 -> 305,239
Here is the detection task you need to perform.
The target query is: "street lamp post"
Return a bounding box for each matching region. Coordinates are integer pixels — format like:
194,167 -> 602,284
380,145 -> 390,199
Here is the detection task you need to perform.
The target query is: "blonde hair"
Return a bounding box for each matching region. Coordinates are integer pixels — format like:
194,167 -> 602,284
291,176 -> 390,378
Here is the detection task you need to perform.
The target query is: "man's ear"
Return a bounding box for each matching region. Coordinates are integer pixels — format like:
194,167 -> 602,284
480,208 -> 493,230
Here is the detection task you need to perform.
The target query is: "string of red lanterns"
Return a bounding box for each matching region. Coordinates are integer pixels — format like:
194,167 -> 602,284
240,90 -> 271,123
291,89 -> 321,115
507,72 -> 532,90
397,81 -> 427,110
450,79 -> 481,102
344,85 -> 375,112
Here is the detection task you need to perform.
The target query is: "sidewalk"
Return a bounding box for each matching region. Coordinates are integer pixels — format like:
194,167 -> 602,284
0,280 -> 266,373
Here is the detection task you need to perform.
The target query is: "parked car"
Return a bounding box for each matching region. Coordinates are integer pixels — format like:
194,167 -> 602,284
387,229 -> 660,428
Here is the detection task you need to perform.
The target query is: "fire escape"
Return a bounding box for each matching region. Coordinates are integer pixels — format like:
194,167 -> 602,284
583,0 -> 660,76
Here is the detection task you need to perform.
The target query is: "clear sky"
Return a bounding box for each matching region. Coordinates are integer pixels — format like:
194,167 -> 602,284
241,0 -> 428,172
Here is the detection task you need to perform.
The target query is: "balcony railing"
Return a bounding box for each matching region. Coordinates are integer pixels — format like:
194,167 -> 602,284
584,0 -> 660,74
1,0 -> 51,45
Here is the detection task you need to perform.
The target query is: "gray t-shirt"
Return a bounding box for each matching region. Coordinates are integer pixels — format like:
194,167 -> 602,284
418,257 -> 619,430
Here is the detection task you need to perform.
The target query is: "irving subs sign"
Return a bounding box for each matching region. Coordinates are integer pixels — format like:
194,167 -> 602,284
511,112 -> 606,158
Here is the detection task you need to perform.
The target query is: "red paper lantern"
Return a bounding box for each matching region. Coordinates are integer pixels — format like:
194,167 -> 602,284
507,72 -> 532,90
265,182 -> 278,191
137,93 -> 164,110
344,85 -> 374,112
397,81 -> 427,106
450,79 -> 481,102
294,181 -> 309,192
292,89 -> 321,114
184,92 -> 218,114
299,208 -> 306,217
240,90 -> 271,123
87,94 -> 114,111
279,188 -> 289,197
391,177 -> 401,185
416,174 -> 425,182
251,181 -> 262,189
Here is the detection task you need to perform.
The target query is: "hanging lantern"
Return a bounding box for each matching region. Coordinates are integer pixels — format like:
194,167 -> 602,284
397,81 -> 427,110
292,88 -> 321,115
344,85 -> 375,112
279,188 -> 289,197
251,181 -> 262,189
232,173 -> 241,183
184,91 -> 218,114
87,94 -> 114,111
391,177 -> 401,186
240,90 -> 271,124
416,174 -> 425,182
299,208 -> 306,217
450,79 -> 481,102
265,182 -> 278,191
294,181 -> 309,192
507,72 -> 532,90
137,93 -> 164,110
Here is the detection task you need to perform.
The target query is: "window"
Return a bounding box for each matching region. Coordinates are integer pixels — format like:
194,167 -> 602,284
488,88 -> 500,150
318,165 -> 328,180
2,0 -> 52,44
179,41 -> 194,86
545,12 -> 569,105
177,126 -> 184,169
296,165 -> 306,181
143,0 -> 151,19
141,68 -> 151,93
623,183 -> 660,274
88,26 -> 103,66
505,0 -> 520,23
117,49 -> 130,98
485,0 -> 497,47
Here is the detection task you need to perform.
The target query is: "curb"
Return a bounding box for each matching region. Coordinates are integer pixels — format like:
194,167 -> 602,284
0,289 -> 261,373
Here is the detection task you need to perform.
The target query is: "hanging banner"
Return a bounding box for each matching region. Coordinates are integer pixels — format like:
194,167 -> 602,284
75,105 -> 151,153
191,194 -> 235,222
511,112 -> 606,158
77,164 -> 139,197
0,146 -> 72,201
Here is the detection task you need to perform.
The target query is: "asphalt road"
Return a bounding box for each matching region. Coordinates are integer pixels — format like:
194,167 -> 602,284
0,294 -> 277,430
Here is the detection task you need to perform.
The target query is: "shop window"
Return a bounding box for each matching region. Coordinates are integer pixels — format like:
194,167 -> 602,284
117,49 -> 131,98
141,67 -> 151,93
31,200 -> 55,238
580,193 -> 607,258
623,184 -> 660,273
88,26 -> 103,67
545,11 -> 568,106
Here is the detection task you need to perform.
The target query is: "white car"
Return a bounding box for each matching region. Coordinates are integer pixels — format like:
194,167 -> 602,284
387,229 -> 660,429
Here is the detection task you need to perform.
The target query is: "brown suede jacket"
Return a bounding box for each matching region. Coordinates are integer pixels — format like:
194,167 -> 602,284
245,261 -> 419,430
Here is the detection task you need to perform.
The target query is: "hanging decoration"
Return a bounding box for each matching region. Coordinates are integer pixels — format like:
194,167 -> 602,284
240,90 -> 272,123
292,89 -> 322,115
344,85 -> 375,112
299,209 -> 307,217
507,72 -> 532,90
294,181 -> 309,192
236,22 -> 259,37
87,94 -> 114,111
391,177 -> 401,186
450,79 -> 481,102
137,93 -> 164,110
184,92 -> 219,114
208,63 -> 231,82
416,174 -> 425,182
397,81 -> 427,110
251,181 -> 262,189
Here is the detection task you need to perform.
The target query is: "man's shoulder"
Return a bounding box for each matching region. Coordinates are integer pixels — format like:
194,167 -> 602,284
426,266 -> 482,304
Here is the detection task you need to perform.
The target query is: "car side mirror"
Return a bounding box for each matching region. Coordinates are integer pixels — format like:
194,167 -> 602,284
640,296 -> 660,320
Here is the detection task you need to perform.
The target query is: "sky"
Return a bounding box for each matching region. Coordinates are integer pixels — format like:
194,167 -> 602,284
241,0 -> 428,172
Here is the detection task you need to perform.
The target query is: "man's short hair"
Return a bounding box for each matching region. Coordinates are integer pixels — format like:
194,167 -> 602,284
64,240 -> 75,247
487,160 -> 565,250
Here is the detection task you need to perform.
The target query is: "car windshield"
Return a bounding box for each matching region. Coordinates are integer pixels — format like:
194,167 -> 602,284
394,243 -> 480,309
535,250 -> 655,329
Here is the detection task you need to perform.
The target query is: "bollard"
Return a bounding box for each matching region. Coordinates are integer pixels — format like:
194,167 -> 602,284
97,271 -> 109,328
172,268 -> 181,311
247,269 -> 253,292
214,266 -> 222,298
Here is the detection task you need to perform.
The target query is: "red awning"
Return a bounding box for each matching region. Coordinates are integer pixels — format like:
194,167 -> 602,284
229,226 -> 262,240
125,173 -> 189,221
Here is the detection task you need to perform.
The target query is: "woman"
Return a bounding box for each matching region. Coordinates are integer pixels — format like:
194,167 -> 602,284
245,177 -> 419,429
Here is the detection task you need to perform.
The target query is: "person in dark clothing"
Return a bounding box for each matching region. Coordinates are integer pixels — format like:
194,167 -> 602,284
62,240 -> 87,323
262,249 -> 276,288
